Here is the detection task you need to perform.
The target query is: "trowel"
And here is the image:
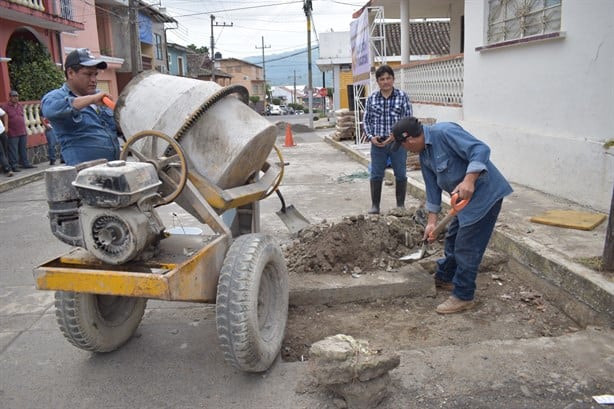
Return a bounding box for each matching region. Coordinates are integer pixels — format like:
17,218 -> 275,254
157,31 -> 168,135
275,189 -> 310,234
399,194 -> 469,261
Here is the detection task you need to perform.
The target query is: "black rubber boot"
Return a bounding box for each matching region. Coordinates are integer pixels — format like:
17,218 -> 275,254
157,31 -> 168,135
368,180 -> 383,214
396,178 -> 407,208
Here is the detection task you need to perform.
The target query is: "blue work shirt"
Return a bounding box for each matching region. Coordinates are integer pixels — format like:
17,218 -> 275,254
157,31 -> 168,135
420,122 -> 513,226
41,84 -> 120,165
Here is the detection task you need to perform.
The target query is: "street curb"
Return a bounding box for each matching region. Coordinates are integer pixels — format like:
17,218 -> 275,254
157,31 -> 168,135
0,171 -> 45,193
323,135 -> 614,327
289,266 -> 434,306
490,228 -> 613,327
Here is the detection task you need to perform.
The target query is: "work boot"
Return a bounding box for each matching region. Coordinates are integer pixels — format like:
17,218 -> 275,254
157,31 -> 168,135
436,295 -> 476,314
434,277 -> 454,291
395,178 -> 407,208
368,180 -> 383,214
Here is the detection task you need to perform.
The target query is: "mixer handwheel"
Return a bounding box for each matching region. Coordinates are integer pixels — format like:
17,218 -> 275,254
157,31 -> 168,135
120,130 -> 188,206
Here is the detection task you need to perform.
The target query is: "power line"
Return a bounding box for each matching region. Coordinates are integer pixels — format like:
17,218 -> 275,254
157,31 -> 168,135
172,1 -> 303,18
262,46 -> 319,64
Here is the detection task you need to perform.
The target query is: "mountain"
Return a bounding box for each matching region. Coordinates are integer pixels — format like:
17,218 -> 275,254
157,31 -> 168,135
243,47 -> 329,88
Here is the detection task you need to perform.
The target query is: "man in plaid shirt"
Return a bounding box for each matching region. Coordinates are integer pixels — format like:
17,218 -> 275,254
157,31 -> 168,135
363,65 -> 413,214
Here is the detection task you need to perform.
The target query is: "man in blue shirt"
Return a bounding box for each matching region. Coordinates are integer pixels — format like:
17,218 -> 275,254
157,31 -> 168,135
392,116 -> 513,314
363,65 -> 413,214
41,48 -> 120,165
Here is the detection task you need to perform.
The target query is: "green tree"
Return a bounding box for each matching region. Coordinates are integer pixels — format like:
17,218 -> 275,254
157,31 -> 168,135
265,84 -> 272,103
186,44 -> 209,54
7,39 -> 64,101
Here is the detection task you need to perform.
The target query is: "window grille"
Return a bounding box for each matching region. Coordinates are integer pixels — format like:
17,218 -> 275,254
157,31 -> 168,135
60,0 -> 74,20
154,34 -> 163,60
487,0 -> 562,44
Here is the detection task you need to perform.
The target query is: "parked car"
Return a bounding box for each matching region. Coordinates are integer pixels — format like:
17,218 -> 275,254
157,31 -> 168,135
268,104 -> 282,115
295,110 -> 304,115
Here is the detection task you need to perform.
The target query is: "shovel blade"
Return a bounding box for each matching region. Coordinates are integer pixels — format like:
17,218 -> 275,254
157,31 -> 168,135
276,204 -> 310,234
399,243 -> 427,261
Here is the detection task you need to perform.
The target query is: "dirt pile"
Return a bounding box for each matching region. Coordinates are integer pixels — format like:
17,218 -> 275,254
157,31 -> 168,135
283,207 -> 431,275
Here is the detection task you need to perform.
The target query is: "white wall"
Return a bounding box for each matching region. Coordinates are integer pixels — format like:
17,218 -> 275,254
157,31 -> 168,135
318,32 -> 352,61
413,104 -> 463,123
271,86 -> 294,103
460,0 -> 614,212
317,32 -> 352,111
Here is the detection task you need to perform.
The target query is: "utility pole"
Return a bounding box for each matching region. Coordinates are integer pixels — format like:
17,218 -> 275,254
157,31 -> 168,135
210,15 -> 233,83
303,0 -> 313,128
255,36 -> 271,112
293,70 -> 298,105
322,71 -> 326,115
129,0 -> 139,77
604,185 -> 614,270
288,70 -> 302,106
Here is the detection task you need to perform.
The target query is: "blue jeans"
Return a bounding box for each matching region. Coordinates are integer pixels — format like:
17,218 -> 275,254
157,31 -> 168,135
7,134 -> 31,169
435,199 -> 503,301
46,129 -> 57,161
0,131 -> 10,172
370,144 -> 407,181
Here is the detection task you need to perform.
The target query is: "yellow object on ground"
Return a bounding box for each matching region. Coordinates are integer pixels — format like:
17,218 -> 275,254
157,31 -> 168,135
530,210 -> 607,231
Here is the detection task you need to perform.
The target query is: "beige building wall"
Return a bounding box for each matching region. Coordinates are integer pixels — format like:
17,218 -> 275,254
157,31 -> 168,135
217,58 -> 265,102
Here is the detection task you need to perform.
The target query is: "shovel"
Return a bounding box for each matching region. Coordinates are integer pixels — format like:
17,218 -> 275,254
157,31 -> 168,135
275,189 -> 310,234
399,193 -> 469,261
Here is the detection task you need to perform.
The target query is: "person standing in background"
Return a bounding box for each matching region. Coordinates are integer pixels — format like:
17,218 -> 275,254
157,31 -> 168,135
2,90 -> 35,171
42,117 -> 59,165
362,65 -> 412,214
0,107 -> 14,177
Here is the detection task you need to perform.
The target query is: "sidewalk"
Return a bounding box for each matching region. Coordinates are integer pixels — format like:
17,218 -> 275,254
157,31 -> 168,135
325,136 -> 613,326
1,138 -> 612,326
0,161 -> 54,194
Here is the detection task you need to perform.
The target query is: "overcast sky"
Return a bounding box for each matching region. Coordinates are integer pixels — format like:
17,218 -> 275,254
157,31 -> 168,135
158,0 -> 365,59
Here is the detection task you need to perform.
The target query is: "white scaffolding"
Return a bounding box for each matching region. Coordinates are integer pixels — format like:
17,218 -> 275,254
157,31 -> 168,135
353,6 -> 388,145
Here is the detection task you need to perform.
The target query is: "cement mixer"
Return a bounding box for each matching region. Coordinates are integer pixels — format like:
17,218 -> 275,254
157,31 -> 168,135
33,72 -> 300,373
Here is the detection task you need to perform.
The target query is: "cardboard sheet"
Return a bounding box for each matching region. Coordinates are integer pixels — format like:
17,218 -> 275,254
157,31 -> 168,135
530,210 -> 607,231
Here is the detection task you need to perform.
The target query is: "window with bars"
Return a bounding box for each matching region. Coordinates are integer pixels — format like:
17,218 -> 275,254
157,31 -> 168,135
60,0 -> 74,20
154,34 -> 163,60
487,0 -> 562,44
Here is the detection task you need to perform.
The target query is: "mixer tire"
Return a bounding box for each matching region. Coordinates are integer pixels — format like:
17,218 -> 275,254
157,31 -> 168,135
215,233 -> 289,372
54,291 -> 147,353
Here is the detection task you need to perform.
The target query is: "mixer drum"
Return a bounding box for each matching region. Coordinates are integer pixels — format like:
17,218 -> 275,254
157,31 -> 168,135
115,71 -> 277,190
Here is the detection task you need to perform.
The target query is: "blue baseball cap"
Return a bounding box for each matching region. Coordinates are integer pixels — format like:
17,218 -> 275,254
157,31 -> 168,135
65,48 -> 107,69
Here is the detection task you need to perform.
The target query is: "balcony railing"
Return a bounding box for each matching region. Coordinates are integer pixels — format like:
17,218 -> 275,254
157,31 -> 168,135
8,0 -> 44,11
395,54 -> 464,106
22,101 -> 45,136
5,0 -> 82,30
